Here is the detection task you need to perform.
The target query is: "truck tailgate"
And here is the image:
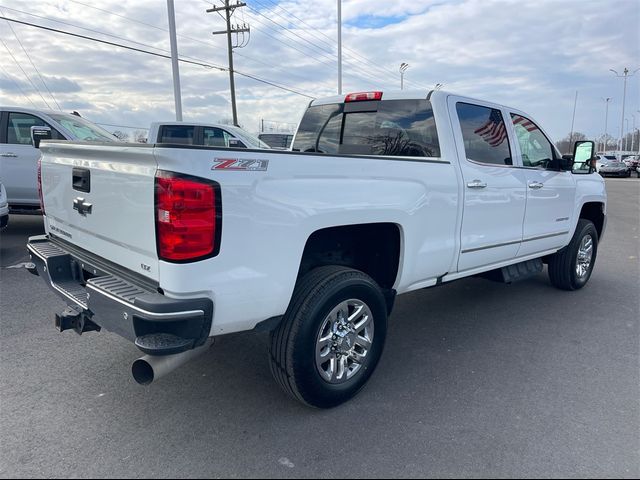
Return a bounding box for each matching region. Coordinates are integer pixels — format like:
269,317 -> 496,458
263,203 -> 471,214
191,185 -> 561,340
40,142 -> 159,281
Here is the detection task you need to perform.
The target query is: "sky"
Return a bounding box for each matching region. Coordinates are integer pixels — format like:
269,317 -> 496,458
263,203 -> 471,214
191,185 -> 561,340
0,0 -> 638,144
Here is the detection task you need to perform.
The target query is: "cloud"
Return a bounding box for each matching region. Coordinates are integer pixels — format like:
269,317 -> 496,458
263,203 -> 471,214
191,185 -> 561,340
0,0 -> 637,143
41,75 -> 82,93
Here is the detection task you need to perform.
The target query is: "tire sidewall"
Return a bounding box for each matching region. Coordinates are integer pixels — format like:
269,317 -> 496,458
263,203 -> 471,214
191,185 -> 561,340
291,274 -> 388,408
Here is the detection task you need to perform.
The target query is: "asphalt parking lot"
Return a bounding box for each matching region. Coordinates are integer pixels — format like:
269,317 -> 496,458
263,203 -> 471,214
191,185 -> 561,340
1,178 -> 639,478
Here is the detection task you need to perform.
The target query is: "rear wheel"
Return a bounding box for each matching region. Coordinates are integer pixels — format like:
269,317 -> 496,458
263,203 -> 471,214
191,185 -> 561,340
548,219 -> 598,291
269,266 -> 388,408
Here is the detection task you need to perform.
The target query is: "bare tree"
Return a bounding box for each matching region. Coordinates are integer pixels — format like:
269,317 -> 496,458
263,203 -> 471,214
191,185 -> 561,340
112,130 -> 130,142
133,130 -> 148,143
555,132 -> 587,154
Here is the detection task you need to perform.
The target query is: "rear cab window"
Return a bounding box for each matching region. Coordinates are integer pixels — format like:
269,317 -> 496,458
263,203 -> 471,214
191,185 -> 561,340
292,98 -> 440,158
159,125 -> 195,145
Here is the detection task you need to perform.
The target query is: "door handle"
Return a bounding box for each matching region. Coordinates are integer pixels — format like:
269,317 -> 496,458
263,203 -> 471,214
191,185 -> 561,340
528,181 -> 544,189
467,180 -> 487,189
0,153 -> 18,158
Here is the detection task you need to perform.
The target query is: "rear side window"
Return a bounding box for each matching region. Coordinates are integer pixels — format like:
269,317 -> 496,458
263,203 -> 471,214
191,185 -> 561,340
6,112 -> 63,144
159,125 -> 195,145
293,104 -> 342,153
456,103 -> 512,166
292,99 -> 440,158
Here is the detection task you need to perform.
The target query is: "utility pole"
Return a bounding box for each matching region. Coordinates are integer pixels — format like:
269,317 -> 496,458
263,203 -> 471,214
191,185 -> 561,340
207,1 -> 249,126
167,0 -> 182,121
337,0 -> 342,95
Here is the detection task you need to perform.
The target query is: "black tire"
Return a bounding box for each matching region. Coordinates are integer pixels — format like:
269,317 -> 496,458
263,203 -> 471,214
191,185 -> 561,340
269,266 -> 388,408
548,219 -> 598,291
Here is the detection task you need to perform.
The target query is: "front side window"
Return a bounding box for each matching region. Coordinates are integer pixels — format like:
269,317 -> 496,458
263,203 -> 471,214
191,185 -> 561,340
203,127 -> 229,147
6,112 -> 63,144
456,103 -> 512,166
292,99 -> 440,157
510,114 -> 554,168
47,113 -> 114,142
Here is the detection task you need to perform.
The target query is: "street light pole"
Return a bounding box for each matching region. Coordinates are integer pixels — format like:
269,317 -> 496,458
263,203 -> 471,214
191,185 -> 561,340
610,67 -> 640,156
167,0 -> 182,121
602,97 -> 611,153
631,114 -> 636,153
399,63 -> 409,90
624,118 -> 629,151
568,90 -> 578,149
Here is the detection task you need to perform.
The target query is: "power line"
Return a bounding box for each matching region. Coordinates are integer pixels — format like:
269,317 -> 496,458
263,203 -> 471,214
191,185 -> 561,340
0,7 -> 61,109
0,16 -> 314,99
242,5 -> 410,89
241,9 -> 385,88
0,34 -> 51,109
0,5 -> 178,57
251,0 -> 432,90
1,7 -> 319,96
95,122 -> 149,130
0,65 -> 39,108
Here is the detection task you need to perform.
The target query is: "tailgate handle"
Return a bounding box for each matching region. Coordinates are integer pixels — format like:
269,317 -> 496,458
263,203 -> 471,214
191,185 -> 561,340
72,168 -> 91,193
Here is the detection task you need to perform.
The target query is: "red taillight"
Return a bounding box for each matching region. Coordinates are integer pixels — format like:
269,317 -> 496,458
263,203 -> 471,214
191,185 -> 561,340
155,171 -> 221,262
345,91 -> 383,102
37,156 -> 45,215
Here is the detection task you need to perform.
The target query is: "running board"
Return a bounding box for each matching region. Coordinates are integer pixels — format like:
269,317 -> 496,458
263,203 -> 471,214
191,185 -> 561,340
478,258 -> 544,284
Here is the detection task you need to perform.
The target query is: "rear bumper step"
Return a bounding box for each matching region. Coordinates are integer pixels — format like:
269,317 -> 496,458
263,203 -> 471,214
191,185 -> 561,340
27,235 -> 213,356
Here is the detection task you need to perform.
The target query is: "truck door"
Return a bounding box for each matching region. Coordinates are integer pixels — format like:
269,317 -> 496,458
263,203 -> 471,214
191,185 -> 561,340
448,97 -> 527,272
507,112 -> 576,256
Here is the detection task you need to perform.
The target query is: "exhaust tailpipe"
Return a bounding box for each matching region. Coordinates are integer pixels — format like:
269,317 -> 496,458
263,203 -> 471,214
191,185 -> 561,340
132,339 -> 213,385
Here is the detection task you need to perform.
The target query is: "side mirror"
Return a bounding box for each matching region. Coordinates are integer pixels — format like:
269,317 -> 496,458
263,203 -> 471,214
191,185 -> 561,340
572,140 -> 595,174
31,126 -> 52,149
228,138 -> 246,148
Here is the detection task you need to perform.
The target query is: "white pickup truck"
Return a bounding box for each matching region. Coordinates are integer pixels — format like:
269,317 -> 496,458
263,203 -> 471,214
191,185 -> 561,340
27,90 -> 606,408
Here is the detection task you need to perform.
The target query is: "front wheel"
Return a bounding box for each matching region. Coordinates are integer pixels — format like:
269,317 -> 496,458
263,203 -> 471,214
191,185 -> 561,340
548,219 -> 598,291
269,266 -> 388,408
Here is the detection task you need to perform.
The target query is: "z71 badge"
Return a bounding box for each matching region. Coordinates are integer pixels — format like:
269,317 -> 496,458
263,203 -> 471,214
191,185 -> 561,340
212,158 -> 269,171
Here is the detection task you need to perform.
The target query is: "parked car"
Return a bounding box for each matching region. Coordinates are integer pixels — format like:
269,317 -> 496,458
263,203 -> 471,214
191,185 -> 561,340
28,90 -> 606,408
148,122 -> 271,149
594,155 -> 617,172
0,182 -> 8,230
599,161 -> 631,177
0,107 -> 118,211
623,155 -> 639,170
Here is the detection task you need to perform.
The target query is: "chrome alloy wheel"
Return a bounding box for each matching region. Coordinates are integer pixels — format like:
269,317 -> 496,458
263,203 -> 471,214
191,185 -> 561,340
315,299 -> 374,384
576,234 -> 594,279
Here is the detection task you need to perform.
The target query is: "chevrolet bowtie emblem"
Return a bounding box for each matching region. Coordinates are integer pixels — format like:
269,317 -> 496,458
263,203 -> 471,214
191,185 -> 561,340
73,197 -> 93,216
